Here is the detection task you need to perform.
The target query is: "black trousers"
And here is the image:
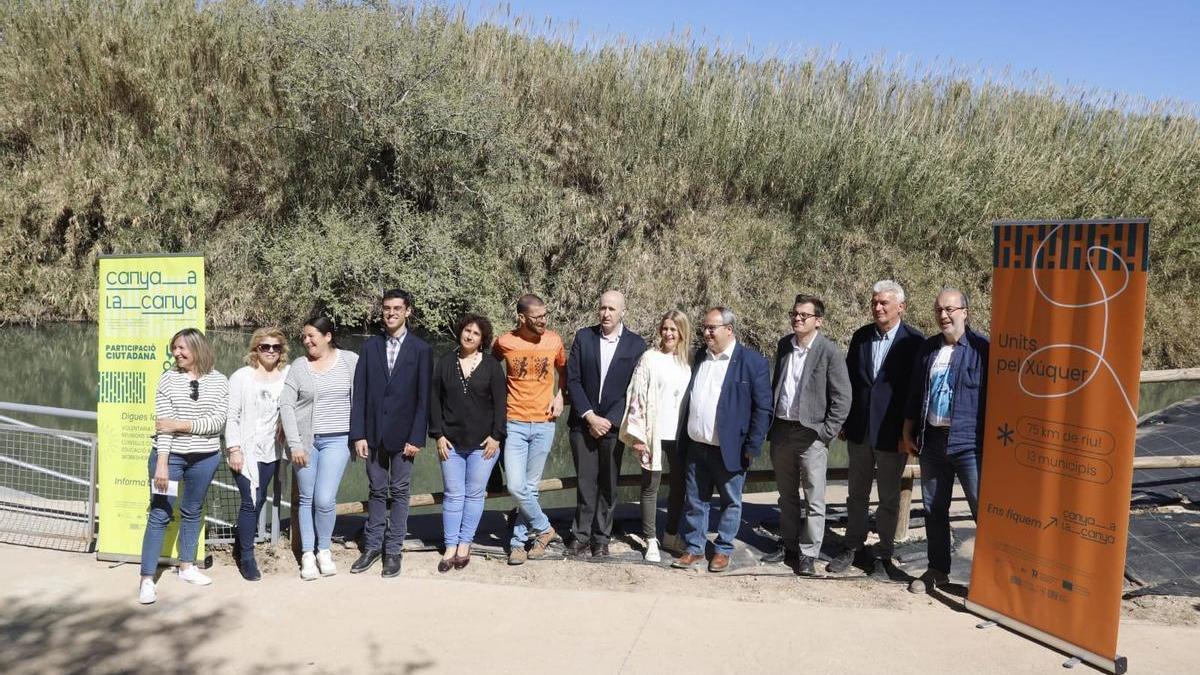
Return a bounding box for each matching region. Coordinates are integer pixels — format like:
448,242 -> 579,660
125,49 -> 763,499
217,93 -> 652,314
569,430 -> 623,545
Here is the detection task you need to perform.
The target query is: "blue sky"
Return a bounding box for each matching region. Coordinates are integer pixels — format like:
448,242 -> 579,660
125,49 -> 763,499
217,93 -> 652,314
465,1 -> 1200,110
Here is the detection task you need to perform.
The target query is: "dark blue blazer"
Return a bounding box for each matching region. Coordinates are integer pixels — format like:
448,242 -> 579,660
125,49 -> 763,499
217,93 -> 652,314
678,342 -> 773,473
566,325 -> 647,438
843,321 -> 924,452
350,332 -> 432,452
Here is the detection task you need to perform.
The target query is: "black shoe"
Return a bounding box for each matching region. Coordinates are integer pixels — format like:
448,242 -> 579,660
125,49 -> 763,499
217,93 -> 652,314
238,556 -> 262,581
591,542 -> 610,558
824,548 -> 857,574
761,546 -> 797,565
797,555 -> 817,577
567,540 -> 591,557
382,553 -> 402,578
350,548 -> 383,574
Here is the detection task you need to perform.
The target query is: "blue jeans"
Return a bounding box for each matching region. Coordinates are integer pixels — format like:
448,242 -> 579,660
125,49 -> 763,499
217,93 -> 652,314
681,443 -> 747,556
295,433 -> 351,552
504,421 -> 556,548
139,450 -> 220,576
232,460 -> 278,562
440,446 -> 501,547
918,429 -> 982,574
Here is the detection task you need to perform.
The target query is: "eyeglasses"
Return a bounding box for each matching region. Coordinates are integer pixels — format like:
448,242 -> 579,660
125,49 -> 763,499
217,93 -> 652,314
701,323 -> 731,333
523,312 -> 549,322
188,380 -> 199,401
933,306 -> 964,316
789,311 -> 818,321
257,343 -> 283,353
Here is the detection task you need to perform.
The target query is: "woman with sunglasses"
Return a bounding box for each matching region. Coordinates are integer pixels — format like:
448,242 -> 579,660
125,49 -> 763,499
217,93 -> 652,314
280,316 -> 359,580
138,328 -> 229,604
224,328 -> 290,580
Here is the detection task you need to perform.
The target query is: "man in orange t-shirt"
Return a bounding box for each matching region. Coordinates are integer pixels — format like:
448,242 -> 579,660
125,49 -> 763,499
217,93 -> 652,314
492,293 -> 567,564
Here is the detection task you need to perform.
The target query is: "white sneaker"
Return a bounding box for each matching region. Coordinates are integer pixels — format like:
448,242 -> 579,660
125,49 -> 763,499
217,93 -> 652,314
644,538 -> 661,563
138,578 -> 157,604
316,549 -> 337,576
177,566 -> 212,586
300,552 -> 319,580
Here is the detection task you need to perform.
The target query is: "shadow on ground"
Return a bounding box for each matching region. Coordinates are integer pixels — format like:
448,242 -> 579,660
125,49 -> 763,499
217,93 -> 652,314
0,594 -> 434,675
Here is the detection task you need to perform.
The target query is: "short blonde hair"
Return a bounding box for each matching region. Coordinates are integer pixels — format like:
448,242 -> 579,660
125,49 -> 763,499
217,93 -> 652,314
245,327 -> 289,367
659,310 -> 693,366
169,328 -> 215,375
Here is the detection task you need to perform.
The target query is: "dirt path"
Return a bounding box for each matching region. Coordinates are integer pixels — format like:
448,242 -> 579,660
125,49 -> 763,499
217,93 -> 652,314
2,540 -> 1196,675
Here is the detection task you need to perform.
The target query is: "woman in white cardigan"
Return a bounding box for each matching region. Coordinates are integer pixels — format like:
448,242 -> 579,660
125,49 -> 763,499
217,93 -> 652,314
619,310 -> 693,562
225,327 -> 289,581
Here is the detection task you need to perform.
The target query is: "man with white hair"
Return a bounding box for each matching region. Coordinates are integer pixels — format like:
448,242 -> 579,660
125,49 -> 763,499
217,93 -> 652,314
825,280 -> 925,575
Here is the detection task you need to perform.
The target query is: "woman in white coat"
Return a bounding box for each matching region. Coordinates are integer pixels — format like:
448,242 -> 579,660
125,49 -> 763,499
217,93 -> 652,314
225,328 -> 289,581
619,310 -> 693,562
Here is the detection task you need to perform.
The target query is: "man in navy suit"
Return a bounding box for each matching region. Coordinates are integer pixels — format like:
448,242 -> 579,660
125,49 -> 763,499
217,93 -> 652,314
826,280 -> 924,575
671,307 -> 772,573
349,289 -> 432,578
566,290 -> 647,557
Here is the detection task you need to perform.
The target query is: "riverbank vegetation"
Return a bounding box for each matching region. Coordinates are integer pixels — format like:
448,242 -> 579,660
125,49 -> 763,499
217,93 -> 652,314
1,1 -> 1197,367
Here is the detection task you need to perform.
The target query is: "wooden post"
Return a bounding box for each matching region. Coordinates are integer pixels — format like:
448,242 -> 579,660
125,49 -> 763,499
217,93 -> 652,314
289,465 -> 301,560
894,459 -> 918,543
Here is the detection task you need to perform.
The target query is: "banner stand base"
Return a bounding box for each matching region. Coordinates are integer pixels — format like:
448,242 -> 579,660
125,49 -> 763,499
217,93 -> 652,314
965,600 -> 1127,674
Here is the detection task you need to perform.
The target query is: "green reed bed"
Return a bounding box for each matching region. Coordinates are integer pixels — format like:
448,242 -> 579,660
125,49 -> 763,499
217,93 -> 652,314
1,0 -> 1196,367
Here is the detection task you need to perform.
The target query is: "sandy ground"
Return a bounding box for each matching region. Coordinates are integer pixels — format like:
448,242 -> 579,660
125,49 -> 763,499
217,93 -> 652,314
2,490 -> 1197,674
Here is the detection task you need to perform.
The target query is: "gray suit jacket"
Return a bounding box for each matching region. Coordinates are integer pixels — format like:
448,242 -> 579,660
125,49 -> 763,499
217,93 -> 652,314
771,333 -> 852,443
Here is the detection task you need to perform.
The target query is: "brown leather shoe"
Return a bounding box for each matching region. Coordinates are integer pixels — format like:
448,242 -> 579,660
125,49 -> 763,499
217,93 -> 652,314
708,553 -> 731,573
671,552 -> 705,569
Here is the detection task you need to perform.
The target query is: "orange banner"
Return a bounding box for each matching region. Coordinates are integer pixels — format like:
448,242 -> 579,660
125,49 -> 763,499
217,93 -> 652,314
967,220 -> 1149,673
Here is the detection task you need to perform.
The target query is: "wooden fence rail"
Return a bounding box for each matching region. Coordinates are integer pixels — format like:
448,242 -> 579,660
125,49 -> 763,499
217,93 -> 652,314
306,455 -> 1200,554
302,367 -> 1198,554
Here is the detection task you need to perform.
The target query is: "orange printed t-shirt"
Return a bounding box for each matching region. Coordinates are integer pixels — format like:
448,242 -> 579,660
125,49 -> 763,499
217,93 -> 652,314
492,329 -> 567,422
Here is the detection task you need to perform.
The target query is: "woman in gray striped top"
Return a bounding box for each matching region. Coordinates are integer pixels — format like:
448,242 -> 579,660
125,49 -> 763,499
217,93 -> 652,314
138,328 -> 229,605
280,316 -> 359,580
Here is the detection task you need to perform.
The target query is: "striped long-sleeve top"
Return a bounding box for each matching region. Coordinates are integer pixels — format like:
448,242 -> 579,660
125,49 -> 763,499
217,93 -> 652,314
153,369 -> 229,456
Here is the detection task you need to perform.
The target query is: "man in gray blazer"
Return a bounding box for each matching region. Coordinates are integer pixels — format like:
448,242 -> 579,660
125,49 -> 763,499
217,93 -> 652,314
763,294 -> 852,575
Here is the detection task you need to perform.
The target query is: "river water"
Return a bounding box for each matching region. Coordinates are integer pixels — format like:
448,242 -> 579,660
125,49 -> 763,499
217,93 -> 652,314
4,323 -> 1197,514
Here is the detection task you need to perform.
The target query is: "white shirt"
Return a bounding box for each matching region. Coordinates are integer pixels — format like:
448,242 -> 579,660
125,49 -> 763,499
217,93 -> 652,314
688,340 -> 736,445
871,323 -> 901,379
774,333 -> 816,421
597,324 -> 623,400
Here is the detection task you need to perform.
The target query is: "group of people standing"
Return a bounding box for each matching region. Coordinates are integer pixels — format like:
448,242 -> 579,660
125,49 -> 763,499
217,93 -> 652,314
136,281 -> 988,604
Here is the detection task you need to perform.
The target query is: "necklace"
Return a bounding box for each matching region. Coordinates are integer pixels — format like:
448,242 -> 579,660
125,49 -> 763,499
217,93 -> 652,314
456,350 -> 482,395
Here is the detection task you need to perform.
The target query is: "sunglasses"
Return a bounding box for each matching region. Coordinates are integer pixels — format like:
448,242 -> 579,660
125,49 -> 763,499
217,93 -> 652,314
189,380 -> 199,401
257,343 -> 284,353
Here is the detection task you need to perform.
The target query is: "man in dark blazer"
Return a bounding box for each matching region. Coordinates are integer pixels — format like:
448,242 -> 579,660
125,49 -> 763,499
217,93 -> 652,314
566,290 -> 647,556
671,307 -> 773,573
762,294 -> 851,576
349,288 -> 432,578
826,280 -> 924,575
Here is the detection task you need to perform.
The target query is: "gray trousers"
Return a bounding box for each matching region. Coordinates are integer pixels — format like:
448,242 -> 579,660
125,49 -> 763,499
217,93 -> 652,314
770,420 -> 827,558
843,440 -> 910,558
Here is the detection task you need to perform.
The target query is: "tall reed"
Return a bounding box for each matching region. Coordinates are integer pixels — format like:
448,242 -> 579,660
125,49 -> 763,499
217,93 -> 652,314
0,0 -> 1196,367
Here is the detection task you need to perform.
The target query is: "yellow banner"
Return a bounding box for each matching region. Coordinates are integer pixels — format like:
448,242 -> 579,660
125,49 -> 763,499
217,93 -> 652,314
968,220 -> 1148,674
97,254 -> 206,562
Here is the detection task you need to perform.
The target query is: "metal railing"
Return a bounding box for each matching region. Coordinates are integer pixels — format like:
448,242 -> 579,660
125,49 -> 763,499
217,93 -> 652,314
0,423 -> 95,552
0,402 -> 286,549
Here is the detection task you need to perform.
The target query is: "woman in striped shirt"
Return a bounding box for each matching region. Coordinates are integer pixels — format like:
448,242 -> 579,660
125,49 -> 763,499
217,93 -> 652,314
138,328 -> 229,605
280,316 -> 359,580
